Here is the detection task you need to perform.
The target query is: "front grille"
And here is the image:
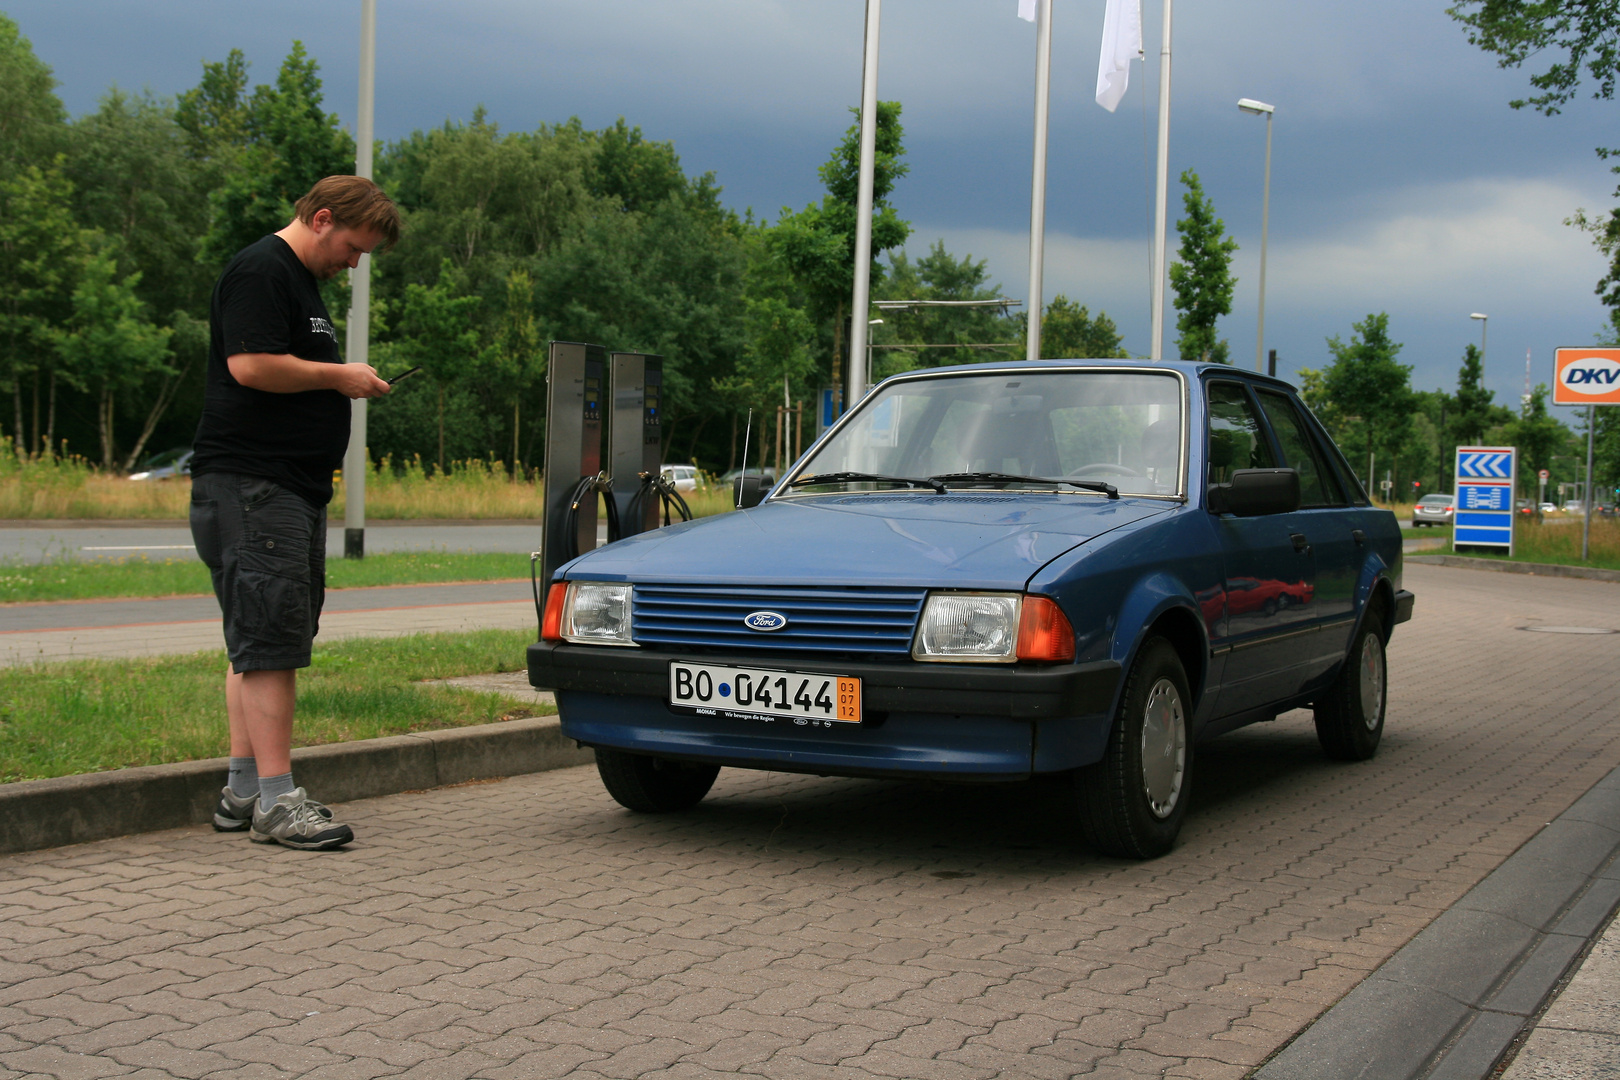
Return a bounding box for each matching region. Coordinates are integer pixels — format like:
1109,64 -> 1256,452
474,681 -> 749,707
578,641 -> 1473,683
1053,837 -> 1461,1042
633,583 -> 926,656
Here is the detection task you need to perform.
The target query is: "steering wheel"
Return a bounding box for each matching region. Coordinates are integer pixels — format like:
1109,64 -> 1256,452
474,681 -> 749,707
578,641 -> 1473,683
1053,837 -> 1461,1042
1066,463 -> 1142,479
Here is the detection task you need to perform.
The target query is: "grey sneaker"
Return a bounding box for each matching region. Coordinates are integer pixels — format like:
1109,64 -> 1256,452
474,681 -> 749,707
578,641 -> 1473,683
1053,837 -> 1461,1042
249,788 -> 353,850
213,786 -> 258,831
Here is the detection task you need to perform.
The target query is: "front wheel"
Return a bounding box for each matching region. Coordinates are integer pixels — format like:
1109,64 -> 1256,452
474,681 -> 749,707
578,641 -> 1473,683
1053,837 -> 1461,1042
1076,637 -> 1192,859
595,748 -> 720,812
1314,611 -> 1386,761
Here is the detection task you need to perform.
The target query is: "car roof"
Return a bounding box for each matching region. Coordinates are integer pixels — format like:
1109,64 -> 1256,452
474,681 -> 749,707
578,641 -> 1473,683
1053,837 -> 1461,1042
874,357 -> 1301,393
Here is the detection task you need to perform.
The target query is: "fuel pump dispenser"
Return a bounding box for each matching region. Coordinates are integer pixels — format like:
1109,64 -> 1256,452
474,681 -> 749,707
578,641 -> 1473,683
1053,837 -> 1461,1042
608,352 -> 664,536
539,341 -> 608,590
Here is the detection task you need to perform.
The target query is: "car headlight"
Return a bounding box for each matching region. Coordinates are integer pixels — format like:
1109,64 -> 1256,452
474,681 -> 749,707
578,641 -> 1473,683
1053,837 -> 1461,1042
912,592 -> 1021,662
550,582 -> 635,646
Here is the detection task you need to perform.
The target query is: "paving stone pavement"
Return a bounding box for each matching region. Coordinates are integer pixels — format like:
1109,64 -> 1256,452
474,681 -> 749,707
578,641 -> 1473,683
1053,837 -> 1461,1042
2,563 -> 1619,1080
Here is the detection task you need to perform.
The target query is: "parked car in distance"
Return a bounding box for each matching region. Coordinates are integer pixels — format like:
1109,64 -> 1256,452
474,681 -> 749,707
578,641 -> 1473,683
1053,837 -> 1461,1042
1412,493 -> 1453,526
660,464 -> 701,493
531,360 -> 1413,859
1516,499 -> 1535,517
1540,502 -> 1558,515
1563,500 -> 1586,515
128,447 -> 193,481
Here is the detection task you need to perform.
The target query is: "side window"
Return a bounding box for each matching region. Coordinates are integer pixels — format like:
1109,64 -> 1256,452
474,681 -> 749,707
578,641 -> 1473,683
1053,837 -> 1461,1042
1256,390 -> 1344,506
1206,381 -> 1275,485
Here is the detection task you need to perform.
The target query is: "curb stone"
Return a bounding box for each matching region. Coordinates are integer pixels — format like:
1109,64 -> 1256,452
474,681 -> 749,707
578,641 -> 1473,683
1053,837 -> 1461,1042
0,715 -> 592,855
1253,764 -> 1620,1079
1407,554 -> 1620,583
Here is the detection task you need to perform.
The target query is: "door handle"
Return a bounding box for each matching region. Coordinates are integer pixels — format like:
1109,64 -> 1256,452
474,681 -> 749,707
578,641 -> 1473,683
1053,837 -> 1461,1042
1290,532 -> 1311,554
1352,529 -> 1367,544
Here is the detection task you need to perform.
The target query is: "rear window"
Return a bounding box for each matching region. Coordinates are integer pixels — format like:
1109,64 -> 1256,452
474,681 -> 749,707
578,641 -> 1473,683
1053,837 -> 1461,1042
1419,495 -> 1452,507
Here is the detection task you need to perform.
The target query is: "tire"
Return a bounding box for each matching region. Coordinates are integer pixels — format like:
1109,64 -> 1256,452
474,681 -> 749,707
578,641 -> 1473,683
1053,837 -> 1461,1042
595,748 -> 720,812
1076,637 -> 1192,859
1314,610 -> 1387,761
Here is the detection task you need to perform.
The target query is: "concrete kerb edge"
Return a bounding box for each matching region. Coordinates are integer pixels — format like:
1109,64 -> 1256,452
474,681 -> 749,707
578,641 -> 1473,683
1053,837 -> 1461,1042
1251,765 -> 1620,1080
0,715 -> 592,856
1407,554 -> 1620,583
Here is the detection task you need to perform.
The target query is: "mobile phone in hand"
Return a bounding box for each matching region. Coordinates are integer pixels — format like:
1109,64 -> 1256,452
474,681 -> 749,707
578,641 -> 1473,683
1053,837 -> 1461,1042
387,366 -> 422,385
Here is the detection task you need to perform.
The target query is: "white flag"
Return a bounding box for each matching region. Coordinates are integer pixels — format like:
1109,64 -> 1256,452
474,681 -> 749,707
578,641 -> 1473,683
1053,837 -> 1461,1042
1095,0 -> 1142,112
1017,0 -> 1037,22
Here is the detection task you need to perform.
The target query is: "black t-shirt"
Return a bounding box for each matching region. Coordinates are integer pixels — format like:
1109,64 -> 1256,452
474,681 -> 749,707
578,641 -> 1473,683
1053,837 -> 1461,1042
191,235 -> 350,506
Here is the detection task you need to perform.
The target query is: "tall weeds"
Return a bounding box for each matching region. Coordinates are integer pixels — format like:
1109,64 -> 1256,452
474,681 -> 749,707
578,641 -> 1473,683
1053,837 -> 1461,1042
0,441 -> 735,521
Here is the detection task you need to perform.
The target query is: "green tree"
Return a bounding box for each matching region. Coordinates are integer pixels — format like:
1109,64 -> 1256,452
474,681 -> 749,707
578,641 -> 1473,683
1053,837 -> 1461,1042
492,268 -> 543,477
0,13 -> 66,178
1448,1 -> 1620,121
0,162 -> 83,459
771,102 -> 910,396
1500,383 -> 1572,493
1168,169 -> 1238,364
199,42 -> 355,267
50,248 -> 173,470
1319,313 -> 1415,487
1450,344 -> 1498,445
68,88 -> 209,322
873,241 -> 1018,375
1035,295 -> 1128,360
395,259 -> 484,472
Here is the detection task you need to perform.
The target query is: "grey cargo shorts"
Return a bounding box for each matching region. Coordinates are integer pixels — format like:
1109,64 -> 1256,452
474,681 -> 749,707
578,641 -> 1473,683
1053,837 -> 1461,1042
189,472 -> 327,671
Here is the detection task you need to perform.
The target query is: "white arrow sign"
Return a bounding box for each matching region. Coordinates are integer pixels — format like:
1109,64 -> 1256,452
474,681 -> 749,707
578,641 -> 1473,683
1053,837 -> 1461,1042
1459,452 -> 1511,479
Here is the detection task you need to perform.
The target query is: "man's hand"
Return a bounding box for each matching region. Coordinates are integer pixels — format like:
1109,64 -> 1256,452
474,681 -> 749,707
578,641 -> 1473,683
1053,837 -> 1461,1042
228,353 -> 392,398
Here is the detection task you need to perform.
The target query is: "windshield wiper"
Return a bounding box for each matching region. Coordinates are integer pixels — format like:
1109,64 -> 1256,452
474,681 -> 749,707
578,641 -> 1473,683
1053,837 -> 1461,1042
928,472 -> 1119,499
785,471 -> 947,494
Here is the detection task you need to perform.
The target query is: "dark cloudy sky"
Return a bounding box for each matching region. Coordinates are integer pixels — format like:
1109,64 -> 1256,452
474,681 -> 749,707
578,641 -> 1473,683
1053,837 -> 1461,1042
8,0 -> 1616,411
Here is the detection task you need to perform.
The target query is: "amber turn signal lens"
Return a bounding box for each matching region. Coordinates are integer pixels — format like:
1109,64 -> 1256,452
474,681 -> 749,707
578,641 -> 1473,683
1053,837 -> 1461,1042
541,582 -> 568,641
1016,595 -> 1075,662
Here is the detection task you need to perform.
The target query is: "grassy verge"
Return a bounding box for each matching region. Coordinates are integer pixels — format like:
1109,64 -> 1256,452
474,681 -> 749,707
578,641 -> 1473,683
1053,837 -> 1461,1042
1430,517 -> 1620,571
0,629 -> 548,783
1,550 -> 536,604
1,445 -> 738,521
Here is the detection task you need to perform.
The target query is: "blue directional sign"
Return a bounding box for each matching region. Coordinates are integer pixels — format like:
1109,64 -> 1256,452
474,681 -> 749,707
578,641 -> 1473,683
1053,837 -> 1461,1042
1454,444 -> 1516,552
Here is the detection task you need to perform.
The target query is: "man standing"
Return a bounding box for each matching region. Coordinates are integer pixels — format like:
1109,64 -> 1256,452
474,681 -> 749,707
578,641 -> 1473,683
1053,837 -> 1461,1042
190,175 -> 400,850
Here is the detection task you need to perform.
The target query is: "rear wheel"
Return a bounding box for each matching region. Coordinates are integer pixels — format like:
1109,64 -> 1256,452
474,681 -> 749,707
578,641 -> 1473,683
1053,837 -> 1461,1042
1314,611 -> 1386,761
595,748 -> 720,812
1077,637 -> 1192,859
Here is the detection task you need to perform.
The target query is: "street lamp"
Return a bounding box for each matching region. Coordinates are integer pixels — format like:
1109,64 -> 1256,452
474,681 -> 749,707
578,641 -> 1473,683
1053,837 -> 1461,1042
1238,98 -> 1275,373
1470,312 -> 1488,387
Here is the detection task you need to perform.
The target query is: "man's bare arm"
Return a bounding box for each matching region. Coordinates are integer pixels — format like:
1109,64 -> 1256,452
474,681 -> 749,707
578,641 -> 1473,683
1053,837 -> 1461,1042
227,353 -> 391,399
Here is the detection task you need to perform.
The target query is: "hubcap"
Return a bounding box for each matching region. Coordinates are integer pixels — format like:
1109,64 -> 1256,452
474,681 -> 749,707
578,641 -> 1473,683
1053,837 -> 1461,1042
1140,677 -> 1186,819
1358,633 -> 1385,731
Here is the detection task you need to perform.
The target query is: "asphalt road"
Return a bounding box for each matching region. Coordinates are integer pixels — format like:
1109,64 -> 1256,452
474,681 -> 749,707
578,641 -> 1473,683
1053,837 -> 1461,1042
0,521 -> 546,564
1,563 -> 1618,1079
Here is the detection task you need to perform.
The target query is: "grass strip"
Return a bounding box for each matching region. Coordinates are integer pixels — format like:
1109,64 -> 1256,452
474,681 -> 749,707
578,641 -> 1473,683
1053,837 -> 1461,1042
1431,517 -> 1620,571
1,550 -> 535,604
0,629 -> 549,783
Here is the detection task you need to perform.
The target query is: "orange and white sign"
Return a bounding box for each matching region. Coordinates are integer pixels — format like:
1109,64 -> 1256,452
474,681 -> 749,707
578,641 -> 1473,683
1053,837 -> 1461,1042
1554,348 -> 1620,406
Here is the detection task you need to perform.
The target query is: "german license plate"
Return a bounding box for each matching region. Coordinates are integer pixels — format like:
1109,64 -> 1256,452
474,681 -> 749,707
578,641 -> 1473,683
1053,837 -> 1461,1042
668,661 -> 861,725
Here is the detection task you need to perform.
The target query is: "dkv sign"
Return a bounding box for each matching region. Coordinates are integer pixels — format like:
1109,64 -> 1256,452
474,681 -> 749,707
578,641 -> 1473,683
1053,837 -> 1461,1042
1554,348 -> 1620,406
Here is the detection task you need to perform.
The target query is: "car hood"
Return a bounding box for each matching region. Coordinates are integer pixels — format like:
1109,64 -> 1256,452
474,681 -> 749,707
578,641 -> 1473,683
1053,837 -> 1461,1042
564,493 -> 1175,589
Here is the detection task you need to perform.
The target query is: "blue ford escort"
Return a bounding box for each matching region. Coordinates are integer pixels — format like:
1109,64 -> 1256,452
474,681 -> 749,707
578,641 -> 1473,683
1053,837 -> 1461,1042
528,360 -> 1413,857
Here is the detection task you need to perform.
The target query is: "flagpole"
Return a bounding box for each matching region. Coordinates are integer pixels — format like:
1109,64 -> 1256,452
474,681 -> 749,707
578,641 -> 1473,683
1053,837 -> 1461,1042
343,0 -> 375,559
1026,0 -> 1054,362
846,0 -> 882,411
1149,0 -> 1173,360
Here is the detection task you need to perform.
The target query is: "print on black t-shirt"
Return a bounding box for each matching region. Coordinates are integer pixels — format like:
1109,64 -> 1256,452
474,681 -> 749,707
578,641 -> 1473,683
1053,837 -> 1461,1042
191,235 -> 351,507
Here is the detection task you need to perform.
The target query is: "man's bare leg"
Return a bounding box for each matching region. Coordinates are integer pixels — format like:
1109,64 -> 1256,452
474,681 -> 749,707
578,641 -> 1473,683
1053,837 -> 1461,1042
235,669 -> 295,777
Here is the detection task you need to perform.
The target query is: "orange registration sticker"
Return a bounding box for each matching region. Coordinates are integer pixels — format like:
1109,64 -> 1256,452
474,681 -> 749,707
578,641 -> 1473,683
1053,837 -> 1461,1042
836,677 -> 862,722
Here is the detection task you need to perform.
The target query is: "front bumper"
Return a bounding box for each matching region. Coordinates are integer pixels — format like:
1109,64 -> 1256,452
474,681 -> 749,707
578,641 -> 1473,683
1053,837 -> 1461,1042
527,641 -> 1123,779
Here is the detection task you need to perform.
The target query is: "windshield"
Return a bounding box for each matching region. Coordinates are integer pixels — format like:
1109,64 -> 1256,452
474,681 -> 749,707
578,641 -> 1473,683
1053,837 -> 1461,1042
790,369 -> 1184,497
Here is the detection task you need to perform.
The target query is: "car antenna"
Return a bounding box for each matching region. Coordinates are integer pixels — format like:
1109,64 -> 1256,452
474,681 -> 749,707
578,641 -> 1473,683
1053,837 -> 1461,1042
738,408 -> 753,506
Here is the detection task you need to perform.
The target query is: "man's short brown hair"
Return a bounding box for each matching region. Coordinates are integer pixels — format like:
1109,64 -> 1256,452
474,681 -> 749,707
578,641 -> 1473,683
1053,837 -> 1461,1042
294,176 -> 401,248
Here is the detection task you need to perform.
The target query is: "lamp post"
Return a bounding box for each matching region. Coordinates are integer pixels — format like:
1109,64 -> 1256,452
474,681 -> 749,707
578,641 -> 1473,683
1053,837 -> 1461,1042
1238,98 -> 1274,373
1470,312 -> 1488,388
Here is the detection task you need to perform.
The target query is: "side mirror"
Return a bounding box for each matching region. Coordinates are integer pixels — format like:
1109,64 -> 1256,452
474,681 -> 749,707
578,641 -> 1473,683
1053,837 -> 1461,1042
733,475 -> 769,509
1210,468 -> 1300,517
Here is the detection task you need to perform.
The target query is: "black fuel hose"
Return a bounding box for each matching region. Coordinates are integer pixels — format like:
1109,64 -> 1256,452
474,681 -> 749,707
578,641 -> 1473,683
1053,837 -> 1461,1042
625,471 -> 692,529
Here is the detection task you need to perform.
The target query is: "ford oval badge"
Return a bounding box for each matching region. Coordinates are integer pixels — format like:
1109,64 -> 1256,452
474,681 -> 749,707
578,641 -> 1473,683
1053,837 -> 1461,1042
744,610 -> 789,632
